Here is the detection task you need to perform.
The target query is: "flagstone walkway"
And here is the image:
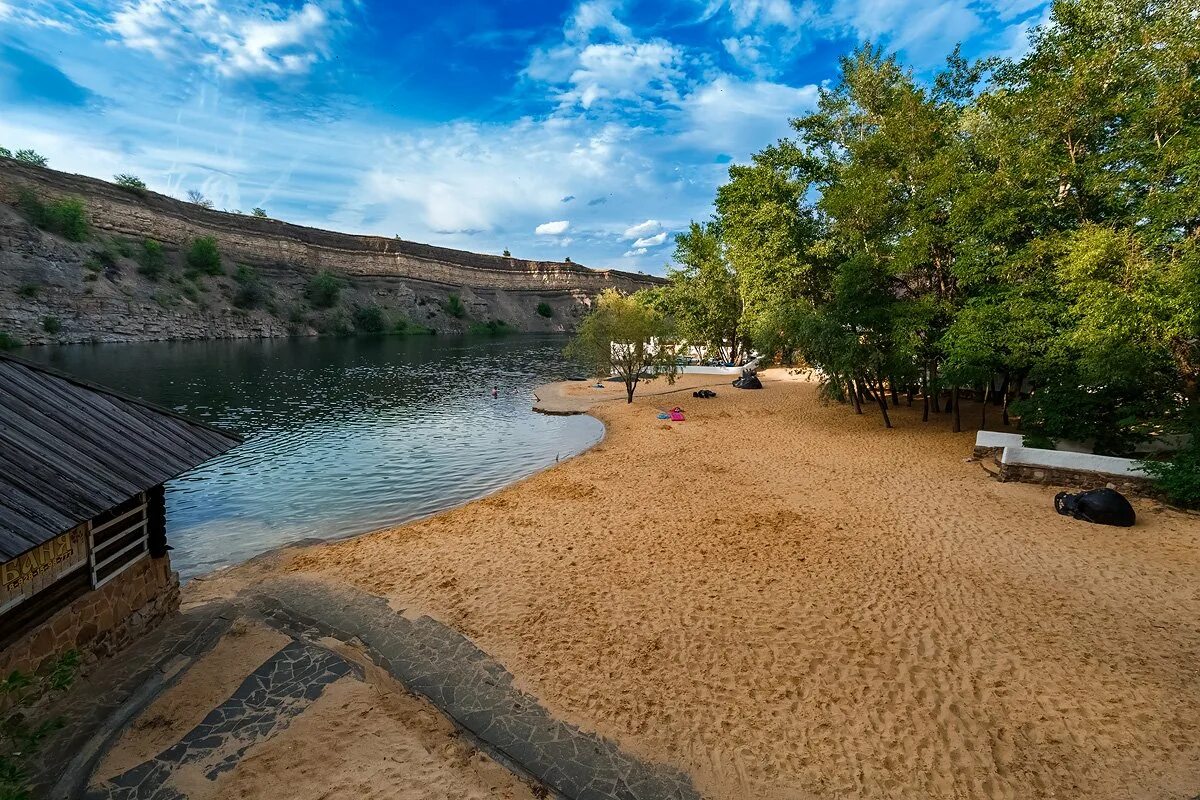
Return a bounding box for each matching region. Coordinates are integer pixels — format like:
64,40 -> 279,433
38,577 -> 700,800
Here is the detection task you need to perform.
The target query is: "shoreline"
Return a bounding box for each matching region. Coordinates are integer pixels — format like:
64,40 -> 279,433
182,371 -> 1200,799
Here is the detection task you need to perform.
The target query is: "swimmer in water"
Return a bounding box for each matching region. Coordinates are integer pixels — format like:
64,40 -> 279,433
491,385 -> 499,398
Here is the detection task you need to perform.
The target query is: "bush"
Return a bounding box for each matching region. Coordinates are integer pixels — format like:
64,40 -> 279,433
114,239 -> 135,258
13,148 -> 47,166
1141,436 -> 1200,509
0,332 -> 22,349
16,284 -> 39,299
0,146 -> 10,158
316,310 -> 352,336
443,293 -> 466,318
536,301 -> 553,318
1,651 -> 80,800
41,316 -> 61,334
352,305 -> 386,333
184,237 -> 222,276
138,239 -> 167,280
232,265 -> 268,309
114,173 -> 147,194
17,191 -> 89,241
305,270 -> 343,308
468,319 -> 513,337
251,207 -> 268,218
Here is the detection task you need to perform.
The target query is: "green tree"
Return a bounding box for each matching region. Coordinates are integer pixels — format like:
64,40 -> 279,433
652,220 -> 745,364
185,189 -> 213,209
251,207 -> 268,218
0,147 -> 11,158
566,289 -> 678,403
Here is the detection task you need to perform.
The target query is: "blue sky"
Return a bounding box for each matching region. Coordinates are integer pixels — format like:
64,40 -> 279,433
0,0 -> 1047,274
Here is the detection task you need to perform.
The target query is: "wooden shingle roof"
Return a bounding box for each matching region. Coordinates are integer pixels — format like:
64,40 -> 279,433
0,353 -> 241,561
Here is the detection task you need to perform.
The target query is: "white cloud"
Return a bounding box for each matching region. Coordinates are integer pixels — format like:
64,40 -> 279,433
623,219 -> 661,239
623,247 -> 648,257
679,75 -> 818,156
633,231 -> 668,248
106,0 -> 341,78
567,0 -> 632,42
555,40 -> 686,110
535,220 -> 571,235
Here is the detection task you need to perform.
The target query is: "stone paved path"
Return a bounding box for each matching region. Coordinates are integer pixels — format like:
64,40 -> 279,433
250,578 -> 701,800
38,578 -> 701,800
85,640 -> 354,800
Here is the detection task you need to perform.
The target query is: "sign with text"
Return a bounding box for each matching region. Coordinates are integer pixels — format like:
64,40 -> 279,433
0,526 -> 89,615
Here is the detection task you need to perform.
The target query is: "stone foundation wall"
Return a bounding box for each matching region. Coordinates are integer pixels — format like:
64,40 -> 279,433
0,556 -> 180,678
996,462 -> 1157,496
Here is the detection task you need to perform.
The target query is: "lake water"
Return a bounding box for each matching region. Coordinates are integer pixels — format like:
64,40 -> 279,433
25,335 -> 603,580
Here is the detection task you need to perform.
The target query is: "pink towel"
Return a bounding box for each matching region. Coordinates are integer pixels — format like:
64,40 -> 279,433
669,410 -> 685,421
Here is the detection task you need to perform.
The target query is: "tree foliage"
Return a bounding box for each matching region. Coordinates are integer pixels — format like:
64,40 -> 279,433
306,270 -> 343,308
13,149 -> 47,167
566,289 -> 678,403
669,0 -> 1199,464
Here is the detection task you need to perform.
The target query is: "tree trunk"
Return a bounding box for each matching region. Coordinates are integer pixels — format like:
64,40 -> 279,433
907,385 -> 914,407
850,379 -> 863,414
952,386 -> 962,433
980,377 -> 991,429
874,377 -> 893,428
930,361 -> 941,412
890,381 -> 900,407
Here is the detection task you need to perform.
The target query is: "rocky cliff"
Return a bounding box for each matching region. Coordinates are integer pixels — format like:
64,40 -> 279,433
0,160 -> 663,345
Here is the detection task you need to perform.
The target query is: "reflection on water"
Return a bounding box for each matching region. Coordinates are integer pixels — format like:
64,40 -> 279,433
27,335 -> 602,580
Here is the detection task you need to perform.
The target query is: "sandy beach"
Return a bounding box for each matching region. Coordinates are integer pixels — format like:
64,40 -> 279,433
183,371 -> 1200,799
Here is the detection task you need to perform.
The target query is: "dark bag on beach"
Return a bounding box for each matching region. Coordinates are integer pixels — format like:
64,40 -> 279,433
1054,488 -> 1136,527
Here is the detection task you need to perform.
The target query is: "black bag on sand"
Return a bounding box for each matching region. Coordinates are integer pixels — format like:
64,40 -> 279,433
732,369 -> 763,390
1054,488 -> 1136,527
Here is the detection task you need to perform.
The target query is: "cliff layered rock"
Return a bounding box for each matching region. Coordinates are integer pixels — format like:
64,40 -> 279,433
0,160 -> 663,345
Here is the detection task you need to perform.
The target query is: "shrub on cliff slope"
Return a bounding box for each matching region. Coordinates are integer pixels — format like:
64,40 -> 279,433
185,237 -> 222,276
443,294 -> 466,318
138,239 -> 167,279
13,149 -> 47,167
17,191 -> 88,242
232,265 -> 269,309
306,270 -> 343,308
536,302 -> 553,318
352,305 -> 387,333
114,174 -> 147,195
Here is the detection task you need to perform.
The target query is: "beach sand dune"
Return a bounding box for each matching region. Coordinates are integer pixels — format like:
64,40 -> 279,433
265,373 -> 1200,799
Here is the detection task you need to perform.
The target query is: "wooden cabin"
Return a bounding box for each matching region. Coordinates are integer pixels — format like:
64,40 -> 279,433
0,354 -> 240,674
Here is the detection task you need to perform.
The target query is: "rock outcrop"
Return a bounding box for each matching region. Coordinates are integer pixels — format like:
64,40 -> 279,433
0,160 -> 663,345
